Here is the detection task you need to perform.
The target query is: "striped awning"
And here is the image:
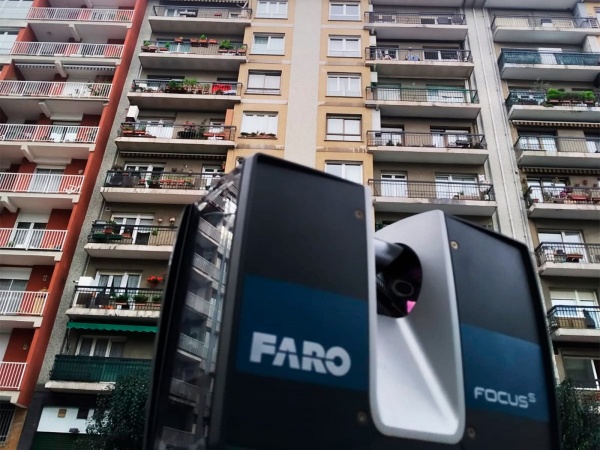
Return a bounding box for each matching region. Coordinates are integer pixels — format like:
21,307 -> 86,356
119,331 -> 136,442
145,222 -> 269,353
521,167 -> 600,175
67,322 -> 157,333
512,120 -> 600,128
119,151 -> 226,160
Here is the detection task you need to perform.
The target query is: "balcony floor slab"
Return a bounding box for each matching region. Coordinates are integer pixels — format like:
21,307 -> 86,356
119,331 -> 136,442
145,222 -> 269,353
84,243 -> 174,260
373,197 -> 497,216
100,187 -> 207,204
538,262 -> 600,278
527,203 -> 600,220
517,151 -> 600,168
550,328 -> 600,343
369,146 -> 488,164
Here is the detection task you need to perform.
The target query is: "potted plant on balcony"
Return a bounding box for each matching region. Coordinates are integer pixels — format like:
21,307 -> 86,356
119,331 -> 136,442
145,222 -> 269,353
190,37 -> 199,47
159,42 -> 170,52
582,90 -> 596,105
174,36 -> 184,43
120,124 -> 134,136
199,34 -> 208,47
147,174 -> 162,189
208,38 -> 218,45
183,78 -> 197,93
218,40 -> 233,53
546,88 -> 562,105
147,275 -> 164,288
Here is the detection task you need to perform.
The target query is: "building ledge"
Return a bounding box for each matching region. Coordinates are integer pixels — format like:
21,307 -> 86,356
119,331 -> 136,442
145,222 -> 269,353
44,380 -> 114,394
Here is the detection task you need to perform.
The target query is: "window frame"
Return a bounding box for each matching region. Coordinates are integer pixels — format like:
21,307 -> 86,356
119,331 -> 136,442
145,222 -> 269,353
326,73 -> 362,97
256,0 -> 288,19
329,2 -> 360,21
75,336 -> 126,358
326,114 -> 362,141
241,112 -> 279,136
324,161 -> 363,184
252,33 -> 285,55
247,70 -> 282,95
328,36 -> 361,58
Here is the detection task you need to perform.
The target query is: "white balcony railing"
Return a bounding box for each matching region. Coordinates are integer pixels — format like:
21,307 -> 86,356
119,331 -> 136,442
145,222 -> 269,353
0,290 -> 48,316
0,362 -> 27,389
11,42 -> 124,59
178,334 -> 209,359
27,7 -> 134,22
192,254 -> 220,280
0,124 -> 99,144
0,81 -> 111,99
185,292 -> 214,317
0,173 -> 84,194
0,229 -> 68,251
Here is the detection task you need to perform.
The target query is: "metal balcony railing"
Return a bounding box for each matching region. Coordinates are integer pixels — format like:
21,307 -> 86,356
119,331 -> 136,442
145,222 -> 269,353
152,6 -> 251,19
547,305 -> 600,333
515,136 -> 600,154
535,242 -> 600,265
104,170 -> 219,191
0,81 -> 111,99
367,131 -> 486,149
0,362 -> 26,389
506,90 -> 600,108
499,50 -> 600,67
199,218 -> 223,242
0,229 -> 67,251
365,47 -> 472,63
0,124 -> 98,144
119,122 -> 236,141
72,285 -> 163,310
170,378 -> 202,402
524,185 -> 600,206
162,427 -> 196,447
492,15 -> 599,30
366,86 -> 479,103
178,333 -> 209,359
0,290 -> 47,316
193,254 -> 221,280
87,224 -> 177,246
49,355 -> 151,382
131,79 -> 242,95
27,7 -> 134,22
141,40 -> 246,55
10,42 -> 124,58
0,173 -> 83,194
364,12 -> 466,25
369,180 -> 495,201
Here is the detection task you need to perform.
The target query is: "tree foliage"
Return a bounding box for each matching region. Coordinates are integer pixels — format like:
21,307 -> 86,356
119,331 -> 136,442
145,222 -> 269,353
556,379 -> 600,450
84,372 -> 150,450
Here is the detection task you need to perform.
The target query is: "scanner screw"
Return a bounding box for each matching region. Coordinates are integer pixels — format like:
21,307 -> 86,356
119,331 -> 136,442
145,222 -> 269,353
355,210 -> 364,220
450,241 -> 459,250
357,411 -> 368,425
467,427 -> 476,439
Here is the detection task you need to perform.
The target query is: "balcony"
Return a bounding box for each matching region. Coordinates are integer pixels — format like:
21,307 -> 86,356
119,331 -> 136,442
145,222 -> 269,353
0,228 -> 66,265
515,136 -> 600,168
535,243 -> 600,278
27,8 -> 132,42
128,79 -> 241,111
138,40 -> 246,71
162,427 -> 196,448
364,12 -> 467,40
524,185 -> 600,220
365,47 -> 473,78
193,254 -> 222,282
499,50 -> 600,82
170,378 -> 203,404
149,6 -> 251,34
115,122 -> 235,154
547,306 -> 600,342
369,180 -> 497,216
46,355 -> 151,393
0,173 -> 83,212
0,81 -> 111,118
0,124 -> 98,166
485,0 -> 583,9
0,291 -> 47,328
505,90 -> 600,121
178,333 -> 209,360
492,16 -> 600,44
9,42 -> 124,66
67,286 -> 162,321
366,87 -> 480,119
186,292 -> 219,330
367,131 -> 487,164
84,224 -> 177,260
0,362 -> 26,390
101,171 -> 217,204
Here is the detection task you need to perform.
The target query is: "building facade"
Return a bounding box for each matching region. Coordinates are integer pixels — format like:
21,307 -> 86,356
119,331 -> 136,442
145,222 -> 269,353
3,0 -> 598,447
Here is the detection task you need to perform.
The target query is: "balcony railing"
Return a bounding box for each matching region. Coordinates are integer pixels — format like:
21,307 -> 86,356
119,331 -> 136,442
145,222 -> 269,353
178,333 -> 209,359
0,229 -> 67,251
524,185 -> 600,206
49,355 -> 151,382
199,218 -> 222,242
10,42 -> 124,58
547,305 -> 600,333
0,124 -> 98,144
365,47 -> 472,63
141,40 -> 246,56
0,173 -> 84,194
506,90 -> 600,108
515,136 -> 600,154
535,243 -> 600,265
499,50 -> 600,67
162,427 -> 196,447
186,292 -> 215,317
131,79 -> 242,95
193,254 -> 221,280
72,285 -> 163,310
27,7 -> 134,22
104,170 -> 219,191
366,87 -> 479,104
0,362 -> 26,389
0,81 -> 111,99
364,12 -> 466,25
367,131 -> 486,149
152,6 -> 251,19
492,15 -> 599,30
170,378 -> 202,402
0,290 -> 48,316
119,122 -> 236,141
369,180 -> 495,201
87,224 -> 177,246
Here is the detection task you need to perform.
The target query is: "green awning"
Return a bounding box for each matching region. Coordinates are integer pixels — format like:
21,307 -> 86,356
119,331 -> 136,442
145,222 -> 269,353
67,322 -> 157,333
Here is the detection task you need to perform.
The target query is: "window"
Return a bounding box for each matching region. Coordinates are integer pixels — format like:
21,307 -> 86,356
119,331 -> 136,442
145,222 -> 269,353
326,115 -> 361,141
431,129 -> 470,148
247,71 -> 281,95
435,174 -> 479,199
327,74 -> 361,97
550,289 -> 598,328
256,0 -> 288,19
329,2 -> 360,21
380,173 -> 408,197
328,36 -> 360,57
76,408 -> 90,420
241,112 -> 278,135
527,177 -> 567,203
537,230 -> 586,263
325,162 -> 363,184
252,34 -> 284,55
585,134 -> 600,153
426,86 -> 467,103
563,357 -> 600,389
111,215 -> 154,245
76,336 -> 125,358
0,403 -> 15,444
518,134 -> 557,152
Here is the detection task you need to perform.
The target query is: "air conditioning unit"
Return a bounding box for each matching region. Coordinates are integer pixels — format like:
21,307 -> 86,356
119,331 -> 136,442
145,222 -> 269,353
126,105 -> 139,122
76,276 -> 95,287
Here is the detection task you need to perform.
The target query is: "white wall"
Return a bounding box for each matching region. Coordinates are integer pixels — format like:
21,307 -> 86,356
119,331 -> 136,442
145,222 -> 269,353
37,407 -> 94,434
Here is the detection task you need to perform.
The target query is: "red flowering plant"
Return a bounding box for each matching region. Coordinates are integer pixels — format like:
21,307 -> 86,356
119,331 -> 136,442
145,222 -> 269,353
147,275 -> 164,286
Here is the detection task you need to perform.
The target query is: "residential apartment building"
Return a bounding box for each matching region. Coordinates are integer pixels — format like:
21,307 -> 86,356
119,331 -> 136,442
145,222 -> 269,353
6,0 -> 598,447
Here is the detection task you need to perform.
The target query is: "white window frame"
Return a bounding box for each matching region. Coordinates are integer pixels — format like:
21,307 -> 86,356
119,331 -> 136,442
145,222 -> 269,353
247,71 -> 282,95
241,112 -> 278,135
327,73 -> 361,97
380,173 -> 408,197
326,115 -> 362,141
75,336 -> 126,357
256,0 -> 288,19
328,36 -> 361,58
562,356 -> 600,390
325,162 -> 363,184
329,2 -> 360,21
252,34 -> 285,55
